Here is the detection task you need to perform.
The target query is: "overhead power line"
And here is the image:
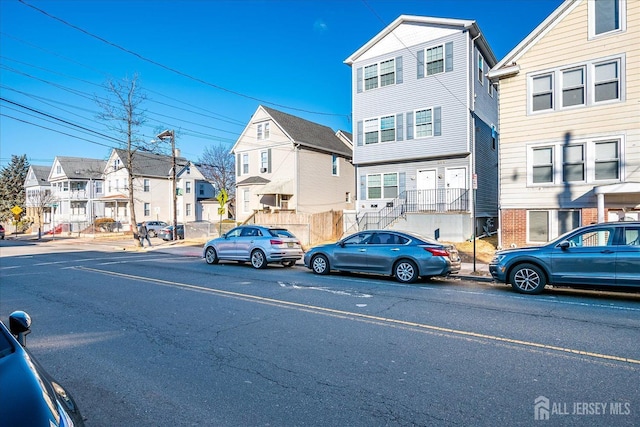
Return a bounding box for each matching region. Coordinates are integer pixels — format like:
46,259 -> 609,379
18,0 -> 350,119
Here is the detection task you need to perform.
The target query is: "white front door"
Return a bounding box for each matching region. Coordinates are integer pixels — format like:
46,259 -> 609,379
417,169 -> 437,210
445,168 -> 467,208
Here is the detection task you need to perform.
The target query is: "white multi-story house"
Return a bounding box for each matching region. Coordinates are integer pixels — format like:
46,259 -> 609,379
488,0 -> 639,248
345,15 -> 499,241
103,148 -> 216,227
232,105 -> 355,223
47,156 -> 106,232
24,165 -> 53,233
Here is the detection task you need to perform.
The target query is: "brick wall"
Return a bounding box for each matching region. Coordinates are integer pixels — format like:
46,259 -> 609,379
500,209 -> 527,248
500,207 -> 608,249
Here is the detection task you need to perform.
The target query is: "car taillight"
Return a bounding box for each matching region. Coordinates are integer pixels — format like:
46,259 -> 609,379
424,247 -> 449,257
270,239 -> 283,245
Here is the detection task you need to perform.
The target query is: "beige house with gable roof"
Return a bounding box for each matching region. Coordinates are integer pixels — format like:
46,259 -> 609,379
232,105 -> 355,223
488,0 -> 639,248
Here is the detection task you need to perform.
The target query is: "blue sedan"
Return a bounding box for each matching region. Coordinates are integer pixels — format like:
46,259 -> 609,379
303,230 -> 461,283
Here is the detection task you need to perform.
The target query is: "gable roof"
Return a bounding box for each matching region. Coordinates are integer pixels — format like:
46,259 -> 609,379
488,0 -> 578,79
30,165 -> 51,182
113,149 -> 189,178
344,14 -> 496,66
261,106 -> 352,158
50,156 -> 106,180
25,165 -> 51,188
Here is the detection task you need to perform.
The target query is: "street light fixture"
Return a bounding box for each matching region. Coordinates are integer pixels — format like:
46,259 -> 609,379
156,130 -> 178,241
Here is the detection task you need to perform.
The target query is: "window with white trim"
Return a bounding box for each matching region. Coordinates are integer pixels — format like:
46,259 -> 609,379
242,153 -> 249,174
364,63 -> 378,90
186,203 -> 191,216
260,151 -> 268,172
528,211 -> 549,243
380,115 -> 395,142
563,144 -> 585,183
532,74 -> 553,111
143,179 -> 150,192
380,59 -> 395,87
363,58 -> 396,91
367,173 -> 398,199
595,140 -> 619,180
364,118 -> 379,144
332,155 -> 339,176
144,203 -> 150,216
528,209 -> 581,243
529,56 -> 623,113
528,138 -> 621,186
257,122 -> 270,140
594,60 -> 619,102
415,109 -> 433,138
364,115 -> 395,144
589,0 -> 623,37
532,147 -> 554,184
477,53 -> 484,84
562,67 -> 585,107
426,45 -> 444,76
243,189 -> 250,213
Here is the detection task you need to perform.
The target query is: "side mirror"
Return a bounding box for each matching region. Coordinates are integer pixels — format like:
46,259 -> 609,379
9,311 -> 31,346
339,241 -> 345,248
559,240 -> 571,250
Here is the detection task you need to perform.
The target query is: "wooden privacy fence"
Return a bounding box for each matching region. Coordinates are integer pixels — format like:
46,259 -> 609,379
252,210 -> 344,247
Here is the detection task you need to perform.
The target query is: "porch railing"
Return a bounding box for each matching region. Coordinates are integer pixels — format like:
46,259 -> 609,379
357,188 -> 469,231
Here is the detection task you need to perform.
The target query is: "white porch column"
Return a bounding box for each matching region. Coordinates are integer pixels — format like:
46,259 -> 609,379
597,193 -> 605,223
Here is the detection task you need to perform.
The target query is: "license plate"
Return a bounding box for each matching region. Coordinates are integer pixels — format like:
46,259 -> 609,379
287,242 -> 293,248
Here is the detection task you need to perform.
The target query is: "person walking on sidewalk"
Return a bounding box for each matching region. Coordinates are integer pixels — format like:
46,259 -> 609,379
138,222 -> 152,247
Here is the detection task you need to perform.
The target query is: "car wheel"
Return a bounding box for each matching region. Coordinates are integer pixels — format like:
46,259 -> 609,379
282,260 -> 296,268
509,263 -> 546,294
251,250 -> 267,269
204,247 -> 219,265
394,259 -> 418,283
148,230 -> 157,238
311,254 -> 330,275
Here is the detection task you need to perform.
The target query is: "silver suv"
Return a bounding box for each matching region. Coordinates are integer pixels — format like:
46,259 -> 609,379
141,221 -> 168,237
203,225 -> 304,269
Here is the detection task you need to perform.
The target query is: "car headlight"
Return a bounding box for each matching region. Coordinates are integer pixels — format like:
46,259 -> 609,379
491,254 -> 506,264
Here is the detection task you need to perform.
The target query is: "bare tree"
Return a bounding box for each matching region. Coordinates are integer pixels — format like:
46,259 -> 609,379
26,188 -> 56,239
96,74 -> 157,246
198,144 -> 236,198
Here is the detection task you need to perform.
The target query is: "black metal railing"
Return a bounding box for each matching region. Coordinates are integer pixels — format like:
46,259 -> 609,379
357,188 -> 469,231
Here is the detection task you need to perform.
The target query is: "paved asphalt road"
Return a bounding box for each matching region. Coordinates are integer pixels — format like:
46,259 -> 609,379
1,237 -> 639,426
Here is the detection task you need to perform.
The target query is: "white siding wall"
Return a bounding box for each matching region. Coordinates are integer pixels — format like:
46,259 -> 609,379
352,31 -> 471,165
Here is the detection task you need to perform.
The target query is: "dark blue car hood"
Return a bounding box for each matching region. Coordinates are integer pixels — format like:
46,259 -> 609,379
0,344 -> 65,425
0,321 -> 81,426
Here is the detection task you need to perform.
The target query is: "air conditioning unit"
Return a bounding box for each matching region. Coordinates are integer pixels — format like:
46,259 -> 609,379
260,168 -> 267,173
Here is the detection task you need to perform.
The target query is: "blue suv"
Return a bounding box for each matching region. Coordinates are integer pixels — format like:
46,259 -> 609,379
490,222 -> 640,294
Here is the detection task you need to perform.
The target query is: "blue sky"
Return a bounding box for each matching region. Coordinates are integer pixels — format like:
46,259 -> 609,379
0,0 -> 563,168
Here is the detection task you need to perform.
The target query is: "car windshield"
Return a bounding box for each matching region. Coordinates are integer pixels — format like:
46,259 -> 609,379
269,229 -> 295,238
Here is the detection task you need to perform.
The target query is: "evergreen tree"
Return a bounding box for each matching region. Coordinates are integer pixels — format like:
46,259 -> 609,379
0,154 -> 29,223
